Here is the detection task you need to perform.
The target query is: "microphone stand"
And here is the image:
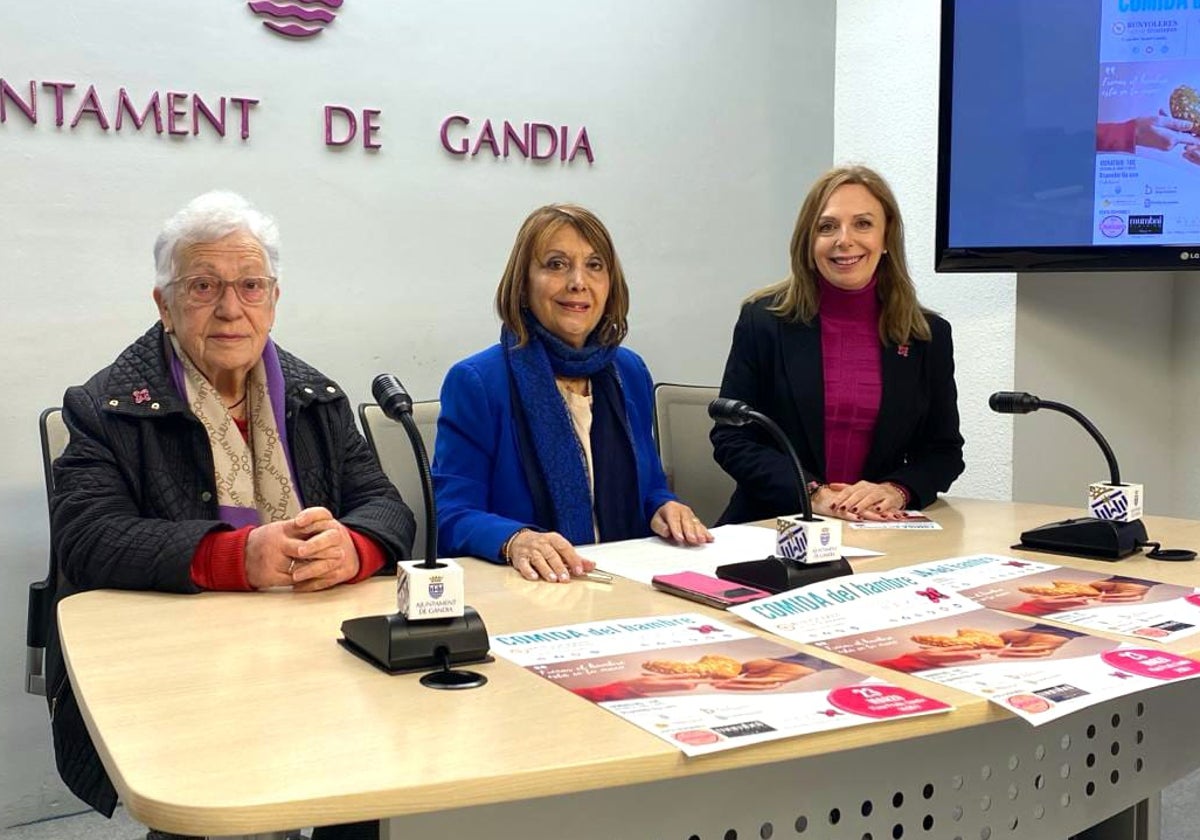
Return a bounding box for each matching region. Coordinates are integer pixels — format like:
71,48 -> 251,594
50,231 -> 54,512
990,391 -> 1147,559
710,399 -> 852,593
340,377 -> 491,688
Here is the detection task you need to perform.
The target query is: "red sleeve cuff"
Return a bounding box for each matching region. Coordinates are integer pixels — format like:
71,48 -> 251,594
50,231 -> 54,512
190,526 -> 254,591
346,528 -> 387,583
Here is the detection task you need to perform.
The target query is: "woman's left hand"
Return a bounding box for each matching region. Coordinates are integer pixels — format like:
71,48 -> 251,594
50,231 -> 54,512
822,481 -> 907,521
287,506 -> 361,592
650,501 -> 714,546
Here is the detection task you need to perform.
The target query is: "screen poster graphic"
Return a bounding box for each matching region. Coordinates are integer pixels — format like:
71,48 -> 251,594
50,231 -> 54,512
1093,2 -> 1200,245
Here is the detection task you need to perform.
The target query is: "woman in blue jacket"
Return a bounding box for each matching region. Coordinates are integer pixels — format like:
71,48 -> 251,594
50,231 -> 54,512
433,204 -> 711,582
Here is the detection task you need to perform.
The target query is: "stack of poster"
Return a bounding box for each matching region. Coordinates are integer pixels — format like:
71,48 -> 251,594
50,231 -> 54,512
492,613 -> 951,756
906,554 -> 1200,643
730,569 -> 1200,725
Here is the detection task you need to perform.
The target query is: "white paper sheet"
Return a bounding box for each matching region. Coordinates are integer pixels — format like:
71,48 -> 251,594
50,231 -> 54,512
581,524 -> 882,585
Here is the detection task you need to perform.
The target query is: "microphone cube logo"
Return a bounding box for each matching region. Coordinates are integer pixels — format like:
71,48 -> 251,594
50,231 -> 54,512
428,576 -> 445,600
1088,482 -> 1143,523
777,516 -> 843,564
776,518 -> 809,562
247,0 -> 342,38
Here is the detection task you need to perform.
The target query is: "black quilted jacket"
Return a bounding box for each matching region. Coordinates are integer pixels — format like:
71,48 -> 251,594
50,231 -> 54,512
46,323 -> 415,814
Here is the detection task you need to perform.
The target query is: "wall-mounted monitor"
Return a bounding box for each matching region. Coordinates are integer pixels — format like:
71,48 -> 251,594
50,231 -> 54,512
937,0 -> 1200,272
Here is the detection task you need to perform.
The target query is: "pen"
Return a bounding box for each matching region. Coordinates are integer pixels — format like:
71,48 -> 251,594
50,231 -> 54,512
580,569 -> 614,584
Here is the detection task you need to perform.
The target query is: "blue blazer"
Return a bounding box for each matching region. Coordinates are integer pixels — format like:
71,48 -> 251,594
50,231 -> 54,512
433,343 -> 676,562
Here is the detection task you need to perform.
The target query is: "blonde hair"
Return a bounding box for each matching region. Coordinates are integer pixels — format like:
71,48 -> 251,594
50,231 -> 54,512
750,165 -> 930,345
495,204 -> 629,347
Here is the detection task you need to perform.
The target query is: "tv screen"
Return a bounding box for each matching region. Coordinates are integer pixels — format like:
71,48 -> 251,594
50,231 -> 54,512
937,0 -> 1200,272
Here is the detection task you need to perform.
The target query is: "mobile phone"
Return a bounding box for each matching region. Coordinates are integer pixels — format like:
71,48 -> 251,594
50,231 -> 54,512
651,572 -> 771,608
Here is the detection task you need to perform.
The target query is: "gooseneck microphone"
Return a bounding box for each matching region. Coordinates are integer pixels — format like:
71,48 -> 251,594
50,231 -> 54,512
372,374 -> 435,567
707,397 -> 850,592
340,374 -> 492,687
989,390 -> 1149,560
709,398 -> 814,521
989,391 -> 1120,486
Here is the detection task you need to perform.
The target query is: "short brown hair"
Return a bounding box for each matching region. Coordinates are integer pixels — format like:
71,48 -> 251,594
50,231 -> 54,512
495,204 -> 630,347
750,164 -> 931,345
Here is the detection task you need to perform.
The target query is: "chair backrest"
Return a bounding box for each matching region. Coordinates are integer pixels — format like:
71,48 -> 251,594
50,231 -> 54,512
27,407 -> 69,695
358,401 -> 440,561
652,384 -> 735,527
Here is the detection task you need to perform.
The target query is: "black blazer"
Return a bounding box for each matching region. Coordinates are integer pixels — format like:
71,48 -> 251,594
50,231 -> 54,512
47,324 -> 415,815
711,298 -> 964,524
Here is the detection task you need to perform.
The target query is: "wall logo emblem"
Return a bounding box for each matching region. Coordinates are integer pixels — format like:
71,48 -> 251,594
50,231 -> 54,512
247,0 -> 343,39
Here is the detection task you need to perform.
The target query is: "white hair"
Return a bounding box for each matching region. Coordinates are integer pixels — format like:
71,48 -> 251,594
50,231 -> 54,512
153,190 -> 281,288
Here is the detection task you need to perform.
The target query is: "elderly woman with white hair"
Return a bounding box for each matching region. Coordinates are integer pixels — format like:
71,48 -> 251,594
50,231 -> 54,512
47,191 -> 412,840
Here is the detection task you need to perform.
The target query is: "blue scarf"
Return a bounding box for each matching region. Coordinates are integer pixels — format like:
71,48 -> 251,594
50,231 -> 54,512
503,314 -> 646,545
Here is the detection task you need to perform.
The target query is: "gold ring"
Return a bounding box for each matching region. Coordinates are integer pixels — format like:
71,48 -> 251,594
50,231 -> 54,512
288,559 -> 296,574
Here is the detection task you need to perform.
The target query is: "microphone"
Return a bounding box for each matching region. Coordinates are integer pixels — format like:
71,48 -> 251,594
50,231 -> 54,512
988,390 -> 1147,559
708,397 -> 755,427
709,398 -> 813,521
989,391 -> 1120,485
373,373 -> 413,422
372,375 -> 434,566
340,374 -> 491,688
707,397 -> 850,592
987,391 -> 1040,415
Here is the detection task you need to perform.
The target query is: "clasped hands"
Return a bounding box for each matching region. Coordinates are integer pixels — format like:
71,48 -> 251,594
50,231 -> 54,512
245,506 -> 360,592
812,480 -> 907,521
508,500 -> 712,583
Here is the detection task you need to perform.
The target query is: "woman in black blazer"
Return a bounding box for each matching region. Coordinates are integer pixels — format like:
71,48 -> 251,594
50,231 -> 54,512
712,165 -> 964,525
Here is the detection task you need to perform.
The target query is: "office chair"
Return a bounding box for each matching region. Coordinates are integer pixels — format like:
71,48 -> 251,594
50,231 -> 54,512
652,383 -> 735,527
359,400 -> 440,561
27,407 -> 68,696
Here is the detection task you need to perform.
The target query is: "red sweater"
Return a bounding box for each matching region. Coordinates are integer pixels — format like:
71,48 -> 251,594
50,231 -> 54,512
188,415 -> 386,589
819,275 -> 882,484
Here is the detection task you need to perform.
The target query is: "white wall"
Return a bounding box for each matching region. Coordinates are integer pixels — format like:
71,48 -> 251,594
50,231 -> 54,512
1170,278 -> 1200,519
1013,273 -> 1177,513
834,0 -> 1017,503
0,0 -> 835,827
1014,273 -> 1200,519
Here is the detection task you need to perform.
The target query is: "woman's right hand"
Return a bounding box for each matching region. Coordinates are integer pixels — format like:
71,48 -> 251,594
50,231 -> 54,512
507,529 -> 596,583
812,482 -> 905,522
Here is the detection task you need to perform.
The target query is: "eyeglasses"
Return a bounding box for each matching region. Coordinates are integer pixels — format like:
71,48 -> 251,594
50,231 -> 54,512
168,275 -> 277,306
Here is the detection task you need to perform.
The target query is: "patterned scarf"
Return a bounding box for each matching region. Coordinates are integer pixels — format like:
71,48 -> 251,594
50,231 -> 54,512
167,334 -> 301,527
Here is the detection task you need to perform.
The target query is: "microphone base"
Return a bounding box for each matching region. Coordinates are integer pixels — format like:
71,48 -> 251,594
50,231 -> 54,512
716,556 -> 853,594
339,606 -> 492,685
1015,517 -> 1148,560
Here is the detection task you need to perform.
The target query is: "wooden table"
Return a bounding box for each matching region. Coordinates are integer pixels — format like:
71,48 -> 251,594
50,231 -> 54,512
57,498 -> 1200,840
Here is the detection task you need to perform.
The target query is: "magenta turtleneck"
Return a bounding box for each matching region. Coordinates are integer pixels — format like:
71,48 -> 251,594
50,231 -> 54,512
819,274 -> 882,484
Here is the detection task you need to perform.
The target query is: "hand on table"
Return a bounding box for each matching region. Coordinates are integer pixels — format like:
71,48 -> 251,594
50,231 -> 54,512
813,481 -> 907,521
507,529 -> 595,583
245,506 -> 360,591
650,501 -> 714,546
